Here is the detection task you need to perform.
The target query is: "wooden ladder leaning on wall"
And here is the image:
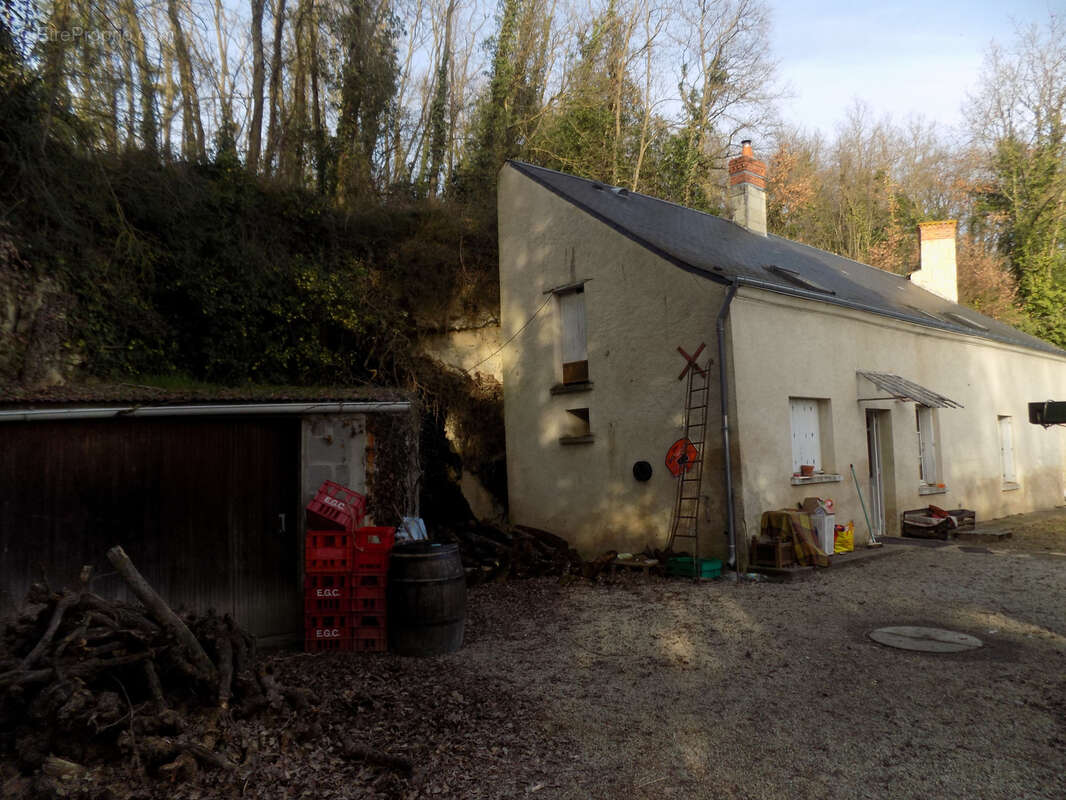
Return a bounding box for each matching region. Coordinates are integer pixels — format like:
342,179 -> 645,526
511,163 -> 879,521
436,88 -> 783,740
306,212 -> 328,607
666,358 -> 711,568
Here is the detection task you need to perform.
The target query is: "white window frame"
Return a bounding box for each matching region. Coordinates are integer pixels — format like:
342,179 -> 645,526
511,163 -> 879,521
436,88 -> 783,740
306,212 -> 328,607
916,405 -> 939,486
998,415 -> 1017,486
790,398 -> 822,473
556,287 -> 588,384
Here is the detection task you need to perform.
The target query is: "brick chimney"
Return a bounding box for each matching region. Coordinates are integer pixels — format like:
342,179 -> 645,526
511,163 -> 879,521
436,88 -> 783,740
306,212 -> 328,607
911,221 -> 958,303
727,140 -> 767,236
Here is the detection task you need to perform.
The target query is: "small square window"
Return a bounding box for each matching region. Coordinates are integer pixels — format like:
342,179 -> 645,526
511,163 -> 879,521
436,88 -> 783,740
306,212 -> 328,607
564,408 -> 590,438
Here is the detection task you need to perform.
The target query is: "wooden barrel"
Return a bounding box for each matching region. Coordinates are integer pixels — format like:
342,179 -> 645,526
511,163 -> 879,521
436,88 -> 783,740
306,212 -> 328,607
387,542 -> 466,656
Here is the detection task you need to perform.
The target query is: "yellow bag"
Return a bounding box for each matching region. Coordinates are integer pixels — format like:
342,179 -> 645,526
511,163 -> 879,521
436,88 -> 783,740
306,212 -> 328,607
834,521 -> 854,554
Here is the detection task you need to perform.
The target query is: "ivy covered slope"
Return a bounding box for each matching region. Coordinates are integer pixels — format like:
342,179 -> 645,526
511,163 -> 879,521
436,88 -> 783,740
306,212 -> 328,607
0,37 -> 495,389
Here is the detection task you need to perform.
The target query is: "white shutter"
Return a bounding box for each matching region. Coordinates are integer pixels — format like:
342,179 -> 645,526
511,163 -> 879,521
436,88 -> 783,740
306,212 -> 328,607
999,416 -> 1015,482
559,290 -> 587,364
790,399 -> 821,472
917,406 -> 937,483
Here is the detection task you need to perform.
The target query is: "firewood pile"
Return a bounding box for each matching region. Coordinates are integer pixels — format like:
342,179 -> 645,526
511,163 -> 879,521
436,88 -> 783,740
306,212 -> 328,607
447,524 -> 646,583
448,524 -> 585,583
0,546 -> 322,795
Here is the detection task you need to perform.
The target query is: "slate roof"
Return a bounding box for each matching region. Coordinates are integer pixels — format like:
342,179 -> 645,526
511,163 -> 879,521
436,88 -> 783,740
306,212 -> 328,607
508,160 -> 1064,357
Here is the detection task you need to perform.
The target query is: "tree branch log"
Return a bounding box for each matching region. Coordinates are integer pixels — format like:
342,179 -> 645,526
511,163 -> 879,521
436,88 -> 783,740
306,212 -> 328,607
106,545 -> 217,683
21,589 -> 78,669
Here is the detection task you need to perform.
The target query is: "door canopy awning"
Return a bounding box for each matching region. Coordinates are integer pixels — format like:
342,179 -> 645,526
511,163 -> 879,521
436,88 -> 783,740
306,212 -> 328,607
857,371 -> 963,408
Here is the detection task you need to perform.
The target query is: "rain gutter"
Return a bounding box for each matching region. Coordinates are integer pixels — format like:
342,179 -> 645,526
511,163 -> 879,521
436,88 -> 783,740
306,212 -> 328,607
716,278 -> 740,574
0,401 -> 411,422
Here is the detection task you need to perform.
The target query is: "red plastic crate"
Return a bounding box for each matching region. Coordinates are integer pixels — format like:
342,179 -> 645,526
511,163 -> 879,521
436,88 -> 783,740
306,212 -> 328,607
355,571 -> 386,588
306,594 -> 345,614
353,612 -> 386,631
305,613 -> 351,640
305,531 -> 354,573
306,481 -> 367,531
304,572 -> 354,597
304,635 -> 352,653
353,627 -> 387,653
304,573 -> 354,611
352,584 -> 386,613
354,526 -> 396,552
354,550 -> 389,572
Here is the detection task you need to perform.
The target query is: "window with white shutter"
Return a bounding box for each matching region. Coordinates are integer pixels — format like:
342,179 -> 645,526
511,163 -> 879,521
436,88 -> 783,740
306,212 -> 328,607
916,405 -> 939,485
790,398 -> 822,472
557,288 -> 588,384
998,415 -> 1016,484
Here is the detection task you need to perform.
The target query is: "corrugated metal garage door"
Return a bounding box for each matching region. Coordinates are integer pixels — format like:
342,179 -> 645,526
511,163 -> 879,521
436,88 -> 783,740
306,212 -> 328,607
0,418 -> 301,637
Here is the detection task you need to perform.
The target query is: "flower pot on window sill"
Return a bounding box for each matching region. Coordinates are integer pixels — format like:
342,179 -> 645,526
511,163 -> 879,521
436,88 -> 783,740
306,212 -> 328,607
800,465 -> 816,477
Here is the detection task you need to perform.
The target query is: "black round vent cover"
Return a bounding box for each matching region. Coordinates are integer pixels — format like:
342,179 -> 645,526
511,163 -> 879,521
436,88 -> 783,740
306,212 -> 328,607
632,461 -> 653,481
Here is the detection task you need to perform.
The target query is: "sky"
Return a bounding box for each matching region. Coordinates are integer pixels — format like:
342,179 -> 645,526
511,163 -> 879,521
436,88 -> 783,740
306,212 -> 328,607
769,0 -> 1060,139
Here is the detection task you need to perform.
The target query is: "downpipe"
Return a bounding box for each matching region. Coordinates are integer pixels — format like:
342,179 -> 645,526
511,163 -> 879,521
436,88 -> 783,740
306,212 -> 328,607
716,278 -> 739,572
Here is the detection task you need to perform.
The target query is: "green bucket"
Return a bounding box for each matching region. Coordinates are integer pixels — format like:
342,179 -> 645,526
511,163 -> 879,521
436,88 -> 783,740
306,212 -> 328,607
667,557 -> 723,578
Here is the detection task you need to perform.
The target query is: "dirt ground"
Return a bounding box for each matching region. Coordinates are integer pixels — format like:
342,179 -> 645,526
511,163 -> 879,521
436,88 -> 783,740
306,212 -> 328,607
447,532 -> 1066,799
6,510 -> 1065,799
282,510 -> 1066,800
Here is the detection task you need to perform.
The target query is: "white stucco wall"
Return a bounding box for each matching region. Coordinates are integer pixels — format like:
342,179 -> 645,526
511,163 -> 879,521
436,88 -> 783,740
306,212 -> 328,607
729,289 -> 1066,544
499,164 -> 737,557
300,414 -> 368,530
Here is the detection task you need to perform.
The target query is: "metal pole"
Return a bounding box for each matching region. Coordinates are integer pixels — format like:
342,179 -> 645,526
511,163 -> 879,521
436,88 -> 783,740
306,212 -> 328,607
717,279 -> 739,572
850,463 -> 877,544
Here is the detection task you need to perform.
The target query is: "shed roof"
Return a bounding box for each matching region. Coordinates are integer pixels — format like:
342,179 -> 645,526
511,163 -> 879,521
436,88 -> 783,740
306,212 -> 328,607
857,372 -> 963,408
0,380 -> 410,412
507,160 -> 1064,357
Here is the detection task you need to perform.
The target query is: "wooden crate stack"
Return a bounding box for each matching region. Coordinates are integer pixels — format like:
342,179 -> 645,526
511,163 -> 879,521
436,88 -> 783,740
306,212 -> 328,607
304,481 -> 394,653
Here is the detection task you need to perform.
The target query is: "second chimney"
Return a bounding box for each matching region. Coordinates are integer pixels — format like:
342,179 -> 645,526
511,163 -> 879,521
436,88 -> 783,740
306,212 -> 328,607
910,221 -> 958,303
727,140 -> 767,236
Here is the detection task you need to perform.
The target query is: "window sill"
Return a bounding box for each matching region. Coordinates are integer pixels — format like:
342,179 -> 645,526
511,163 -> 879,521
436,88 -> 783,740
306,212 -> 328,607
550,381 -> 594,395
790,473 -> 842,486
559,435 -> 595,445
918,485 -> 948,496
1001,481 -> 1020,492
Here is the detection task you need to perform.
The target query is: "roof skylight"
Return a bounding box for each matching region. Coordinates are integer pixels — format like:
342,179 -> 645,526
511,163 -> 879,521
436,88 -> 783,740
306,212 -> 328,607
943,311 -> 989,331
904,305 -> 943,323
764,265 -> 836,295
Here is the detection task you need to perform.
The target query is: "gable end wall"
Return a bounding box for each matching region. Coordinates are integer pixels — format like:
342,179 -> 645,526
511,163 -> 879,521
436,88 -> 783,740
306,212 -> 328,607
498,164 -> 741,557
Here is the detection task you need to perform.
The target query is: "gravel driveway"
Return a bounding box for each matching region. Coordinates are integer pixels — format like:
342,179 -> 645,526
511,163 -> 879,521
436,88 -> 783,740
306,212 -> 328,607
452,529 -> 1066,799
25,519 -> 1060,799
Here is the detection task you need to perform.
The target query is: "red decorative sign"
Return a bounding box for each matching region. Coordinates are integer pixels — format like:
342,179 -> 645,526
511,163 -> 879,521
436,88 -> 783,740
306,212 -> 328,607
666,438 -> 700,477
677,343 -> 707,380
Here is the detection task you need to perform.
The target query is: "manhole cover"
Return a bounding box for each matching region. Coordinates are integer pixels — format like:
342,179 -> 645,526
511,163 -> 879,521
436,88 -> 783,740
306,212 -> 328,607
868,626 -> 982,653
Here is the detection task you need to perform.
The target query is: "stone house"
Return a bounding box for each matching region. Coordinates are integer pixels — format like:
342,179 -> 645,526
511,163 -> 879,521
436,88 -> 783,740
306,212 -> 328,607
497,145 -> 1066,566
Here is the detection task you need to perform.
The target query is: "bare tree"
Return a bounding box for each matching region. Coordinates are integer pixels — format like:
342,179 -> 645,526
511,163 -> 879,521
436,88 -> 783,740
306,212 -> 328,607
264,0 -> 288,171
122,0 -> 158,151
672,0 -> 778,207
210,0 -> 237,138
387,0 -> 432,187
426,0 -> 457,195
247,0 -> 267,168
166,0 -> 206,160
630,1 -> 667,190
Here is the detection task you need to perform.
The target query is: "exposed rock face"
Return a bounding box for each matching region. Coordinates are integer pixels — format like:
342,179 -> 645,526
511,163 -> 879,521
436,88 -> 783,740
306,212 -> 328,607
417,316 -> 507,522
